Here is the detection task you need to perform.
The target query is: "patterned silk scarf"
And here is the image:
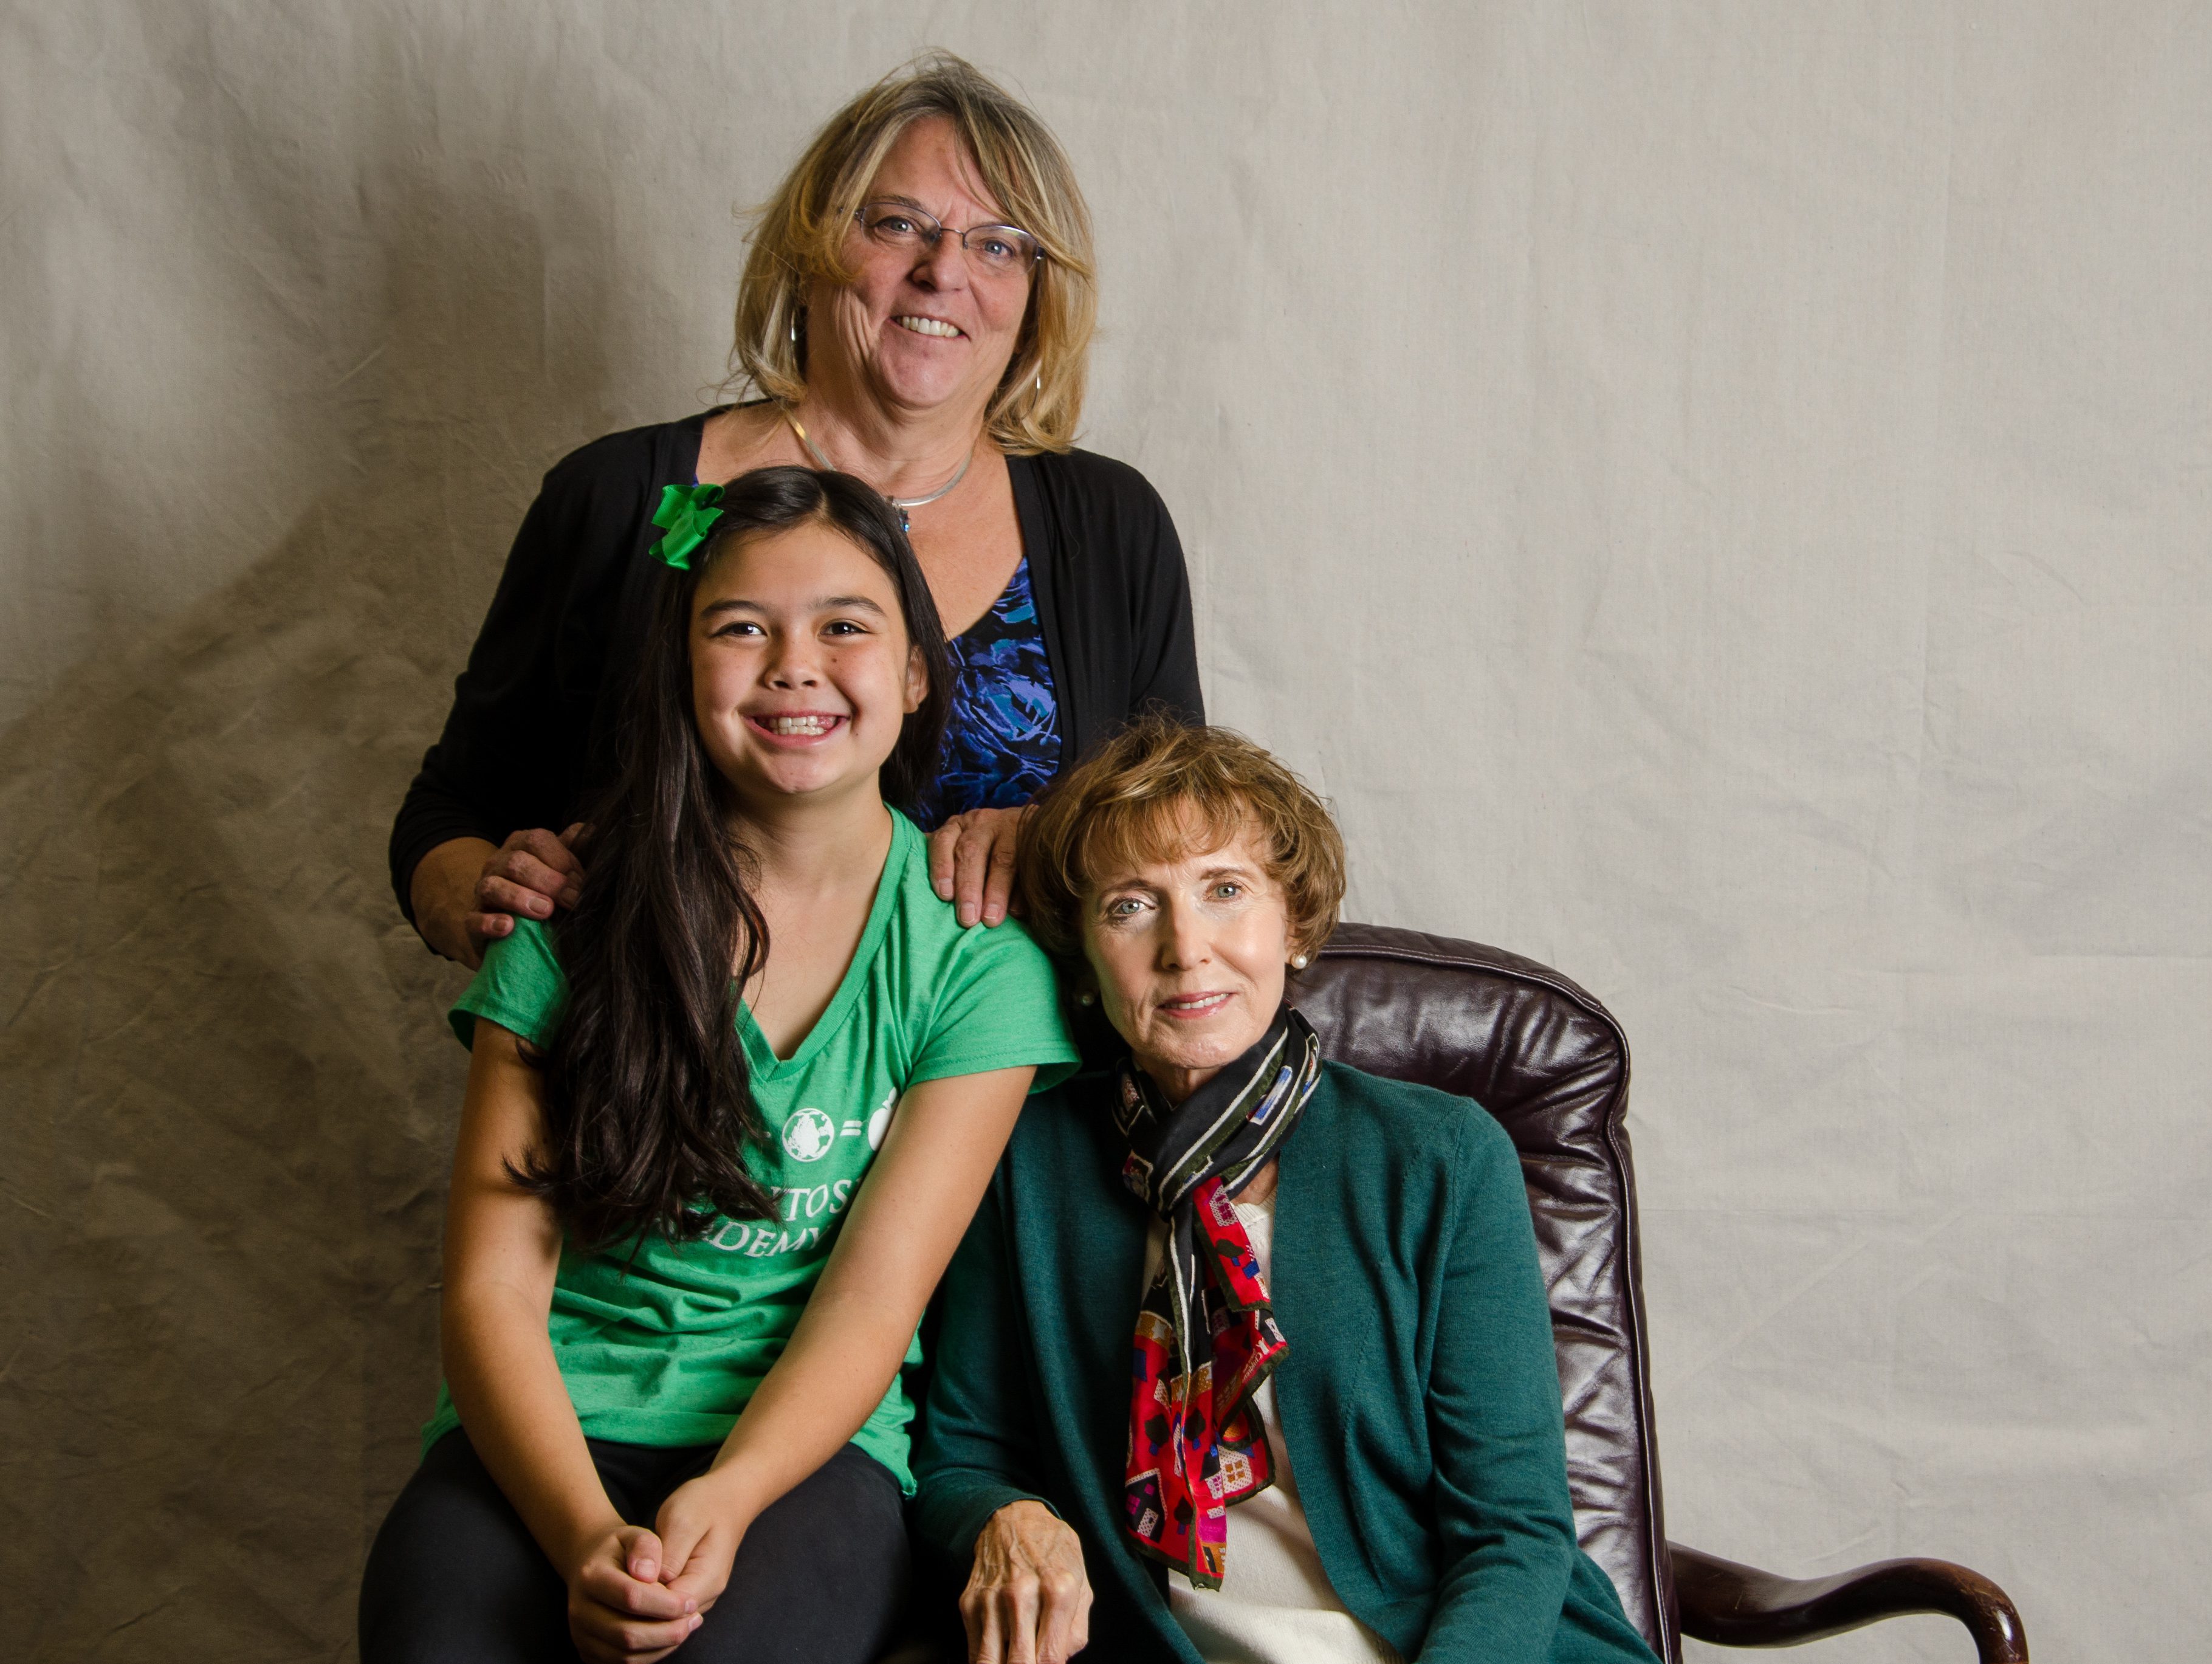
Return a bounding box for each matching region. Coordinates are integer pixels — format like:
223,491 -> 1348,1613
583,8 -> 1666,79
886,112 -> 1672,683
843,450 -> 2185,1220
1115,1005 -> 1324,1588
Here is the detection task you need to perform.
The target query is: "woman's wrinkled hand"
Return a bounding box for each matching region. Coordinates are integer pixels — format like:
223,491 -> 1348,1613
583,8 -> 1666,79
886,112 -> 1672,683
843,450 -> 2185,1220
474,823 -> 586,938
563,1522 -> 701,1663
412,825 -> 586,968
962,1500 -> 1092,1664
929,805 -> 1032,928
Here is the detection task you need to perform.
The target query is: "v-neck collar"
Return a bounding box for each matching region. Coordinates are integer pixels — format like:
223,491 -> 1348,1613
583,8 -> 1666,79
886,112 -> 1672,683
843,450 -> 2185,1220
732,810 -> 914,1081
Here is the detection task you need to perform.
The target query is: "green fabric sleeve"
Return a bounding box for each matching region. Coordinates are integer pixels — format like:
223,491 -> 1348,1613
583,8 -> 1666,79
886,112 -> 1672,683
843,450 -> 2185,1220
447,917 -> 568,1051
908,1173 -> 1062,1564
1414,1109 -> 1581,1661
909,920 -> 1079,1094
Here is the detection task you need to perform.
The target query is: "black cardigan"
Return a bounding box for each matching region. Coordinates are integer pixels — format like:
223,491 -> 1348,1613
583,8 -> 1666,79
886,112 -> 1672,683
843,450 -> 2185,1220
388,411 -> 1204,922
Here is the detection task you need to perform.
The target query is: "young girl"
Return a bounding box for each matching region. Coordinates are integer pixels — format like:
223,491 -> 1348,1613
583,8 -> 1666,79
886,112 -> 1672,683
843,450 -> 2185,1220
360,468 -> 1078,1663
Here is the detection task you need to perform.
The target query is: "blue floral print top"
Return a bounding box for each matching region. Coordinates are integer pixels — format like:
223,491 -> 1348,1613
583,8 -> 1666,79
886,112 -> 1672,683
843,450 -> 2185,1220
916,556 -> 1062,830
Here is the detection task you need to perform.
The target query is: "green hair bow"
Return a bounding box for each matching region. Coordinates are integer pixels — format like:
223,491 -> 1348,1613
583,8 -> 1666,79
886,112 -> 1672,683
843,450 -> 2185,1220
651,483 -> 726,569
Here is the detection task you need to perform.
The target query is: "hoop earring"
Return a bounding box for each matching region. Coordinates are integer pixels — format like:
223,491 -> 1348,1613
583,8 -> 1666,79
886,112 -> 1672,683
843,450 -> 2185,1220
789,309 -> 802,347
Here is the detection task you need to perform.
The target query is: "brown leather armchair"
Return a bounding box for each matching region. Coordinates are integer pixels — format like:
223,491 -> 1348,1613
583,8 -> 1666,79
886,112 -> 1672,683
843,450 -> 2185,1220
1291,924 -> 2030,1664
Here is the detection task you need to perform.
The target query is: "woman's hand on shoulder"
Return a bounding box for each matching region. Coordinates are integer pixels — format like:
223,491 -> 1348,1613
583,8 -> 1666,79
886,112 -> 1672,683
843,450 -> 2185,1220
962,1499 -> 1093,1663
930,805 -> 1032,929
562,1521 -> 702,1663
412,824 -> 586,967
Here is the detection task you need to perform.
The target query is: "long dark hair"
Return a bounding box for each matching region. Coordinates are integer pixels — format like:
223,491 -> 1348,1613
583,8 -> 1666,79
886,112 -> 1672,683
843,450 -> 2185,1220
515,466 -> 952,1248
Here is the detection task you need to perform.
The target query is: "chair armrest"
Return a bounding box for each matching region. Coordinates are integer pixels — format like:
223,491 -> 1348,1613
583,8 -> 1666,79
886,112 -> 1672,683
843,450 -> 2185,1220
1669,1541 -> 2027,1662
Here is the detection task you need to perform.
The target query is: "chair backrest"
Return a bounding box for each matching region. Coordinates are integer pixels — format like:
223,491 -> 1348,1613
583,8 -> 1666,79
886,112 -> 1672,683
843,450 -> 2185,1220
1293,923 -> 1677,1660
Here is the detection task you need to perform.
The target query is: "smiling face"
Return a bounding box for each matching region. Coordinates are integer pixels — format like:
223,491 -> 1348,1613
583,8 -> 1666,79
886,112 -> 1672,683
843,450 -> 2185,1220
1081,816 -> 1294,1104
690,518 -> 928,813
808,115 -> 1034,419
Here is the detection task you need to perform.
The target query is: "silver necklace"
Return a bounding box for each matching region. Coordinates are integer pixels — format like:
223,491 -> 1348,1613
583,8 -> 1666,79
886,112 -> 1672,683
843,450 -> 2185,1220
781,406 -> 971,533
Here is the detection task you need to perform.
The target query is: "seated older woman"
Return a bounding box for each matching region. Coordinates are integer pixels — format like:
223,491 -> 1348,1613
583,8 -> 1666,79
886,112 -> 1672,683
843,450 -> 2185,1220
912,717 -> 1661,1664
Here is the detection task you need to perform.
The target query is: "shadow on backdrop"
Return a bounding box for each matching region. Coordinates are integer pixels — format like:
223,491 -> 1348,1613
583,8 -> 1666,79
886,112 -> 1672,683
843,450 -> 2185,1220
0,128 -> 625,1659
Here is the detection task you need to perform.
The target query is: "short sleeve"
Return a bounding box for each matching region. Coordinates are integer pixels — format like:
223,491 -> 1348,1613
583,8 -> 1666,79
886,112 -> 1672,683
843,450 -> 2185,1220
910,920 -> 1080,1093
448,918 -> 570,1051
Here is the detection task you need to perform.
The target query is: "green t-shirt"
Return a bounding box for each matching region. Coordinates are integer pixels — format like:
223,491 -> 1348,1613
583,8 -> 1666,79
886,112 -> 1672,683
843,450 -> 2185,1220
425,810 -> 1077,1491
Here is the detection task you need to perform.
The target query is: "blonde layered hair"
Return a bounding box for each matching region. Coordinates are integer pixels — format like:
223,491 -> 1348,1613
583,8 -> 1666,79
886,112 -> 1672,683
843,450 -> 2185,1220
1019,715 -> 1349,965
731,53 -> 1097,455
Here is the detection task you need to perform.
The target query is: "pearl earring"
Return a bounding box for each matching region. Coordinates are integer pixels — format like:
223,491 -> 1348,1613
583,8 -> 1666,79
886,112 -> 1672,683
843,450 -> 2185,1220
1290,954 -> 1309,969
1077,989 -> 1096,1006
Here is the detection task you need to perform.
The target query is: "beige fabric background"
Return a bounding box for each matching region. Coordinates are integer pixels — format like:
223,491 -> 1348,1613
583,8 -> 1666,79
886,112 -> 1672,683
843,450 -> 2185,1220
3,2 -> 2205,1657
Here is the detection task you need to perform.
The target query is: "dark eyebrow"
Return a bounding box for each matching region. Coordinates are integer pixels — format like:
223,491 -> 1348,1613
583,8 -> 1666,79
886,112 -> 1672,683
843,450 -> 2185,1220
698,594 -> 890,619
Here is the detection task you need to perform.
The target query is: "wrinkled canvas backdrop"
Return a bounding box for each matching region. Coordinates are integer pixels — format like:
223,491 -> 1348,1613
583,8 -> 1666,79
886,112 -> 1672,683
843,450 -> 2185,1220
3,1 -> 2205,1657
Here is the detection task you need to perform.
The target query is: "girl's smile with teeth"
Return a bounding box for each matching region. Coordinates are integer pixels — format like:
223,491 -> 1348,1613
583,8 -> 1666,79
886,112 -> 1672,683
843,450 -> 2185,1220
893,314 -> 964,339
747,711 -> 848,743
690,518 -> 929,808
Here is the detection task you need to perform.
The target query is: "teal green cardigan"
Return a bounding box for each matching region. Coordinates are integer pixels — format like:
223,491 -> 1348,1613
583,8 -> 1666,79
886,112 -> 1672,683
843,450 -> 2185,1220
912,1060 -> 1659,1664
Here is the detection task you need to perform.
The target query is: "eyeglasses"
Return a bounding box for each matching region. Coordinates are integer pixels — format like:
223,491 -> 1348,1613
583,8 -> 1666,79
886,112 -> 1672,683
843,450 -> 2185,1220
853,201 -> 1043,278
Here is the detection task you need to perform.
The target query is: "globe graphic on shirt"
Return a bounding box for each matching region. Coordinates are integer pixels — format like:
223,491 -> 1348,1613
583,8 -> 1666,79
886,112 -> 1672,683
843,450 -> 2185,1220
781,1107 -> 836,1163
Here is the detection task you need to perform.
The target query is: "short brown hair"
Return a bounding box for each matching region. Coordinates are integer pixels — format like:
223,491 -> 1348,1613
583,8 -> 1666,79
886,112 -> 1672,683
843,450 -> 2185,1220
730,52 -> 1096,455
1019,715 -> 1347,963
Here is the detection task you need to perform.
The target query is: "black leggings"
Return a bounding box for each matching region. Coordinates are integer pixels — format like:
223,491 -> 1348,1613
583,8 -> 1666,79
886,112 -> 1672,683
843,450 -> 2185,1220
359,1429 -> 909,1663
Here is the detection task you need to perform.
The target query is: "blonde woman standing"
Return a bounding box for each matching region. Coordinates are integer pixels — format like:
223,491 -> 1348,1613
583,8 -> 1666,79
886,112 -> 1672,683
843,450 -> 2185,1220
393,53 -> 1202,966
